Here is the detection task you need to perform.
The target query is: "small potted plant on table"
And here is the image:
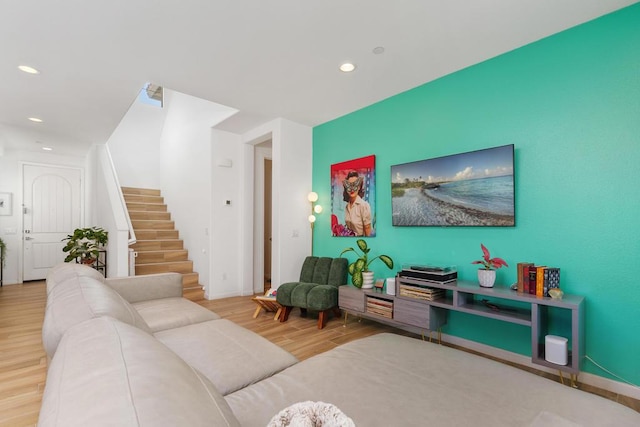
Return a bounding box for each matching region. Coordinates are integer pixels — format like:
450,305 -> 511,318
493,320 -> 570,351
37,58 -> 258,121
472,243 -> 508,288
340,239 -> 394,289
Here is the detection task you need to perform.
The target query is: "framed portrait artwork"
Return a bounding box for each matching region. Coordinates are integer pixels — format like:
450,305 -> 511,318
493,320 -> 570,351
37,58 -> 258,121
330,155 -> 376,237
0,192 -> 12,216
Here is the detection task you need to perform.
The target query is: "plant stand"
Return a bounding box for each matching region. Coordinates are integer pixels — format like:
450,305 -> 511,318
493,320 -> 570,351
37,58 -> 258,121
74,250 -> 107,277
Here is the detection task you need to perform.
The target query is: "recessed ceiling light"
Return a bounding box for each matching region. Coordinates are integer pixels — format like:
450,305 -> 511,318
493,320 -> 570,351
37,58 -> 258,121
339,62 -> 356,73
372,46 -> 385,55
28,117 -> 43,123
18,65 -> 40,74
42,147 -> 53,151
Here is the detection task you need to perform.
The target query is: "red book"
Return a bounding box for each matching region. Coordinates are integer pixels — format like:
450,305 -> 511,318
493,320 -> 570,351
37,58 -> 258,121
528,266 -> 537,295
517,263 -> 534,293
523,265 -> 532,294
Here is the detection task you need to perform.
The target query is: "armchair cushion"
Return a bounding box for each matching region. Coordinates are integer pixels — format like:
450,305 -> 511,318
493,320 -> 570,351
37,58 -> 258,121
307,285 -> 339,312
291,283 -> 319,307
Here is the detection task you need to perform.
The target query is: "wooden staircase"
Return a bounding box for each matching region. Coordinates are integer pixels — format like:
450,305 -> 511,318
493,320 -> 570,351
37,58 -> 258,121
122,187 -> 205,301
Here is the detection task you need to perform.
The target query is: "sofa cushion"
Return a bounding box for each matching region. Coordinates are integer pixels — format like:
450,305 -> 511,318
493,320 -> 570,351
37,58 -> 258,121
38,317 -> 240,427
226,333 -> 640,427
45,262 -> 105,294
105,272 -> 183,303
132,297 -> 220,332
42,274 -> 151,358
155,319 -> 298,395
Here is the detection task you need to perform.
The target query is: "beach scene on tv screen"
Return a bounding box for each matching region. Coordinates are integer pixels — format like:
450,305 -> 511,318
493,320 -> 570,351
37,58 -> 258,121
391,145 -> 515,227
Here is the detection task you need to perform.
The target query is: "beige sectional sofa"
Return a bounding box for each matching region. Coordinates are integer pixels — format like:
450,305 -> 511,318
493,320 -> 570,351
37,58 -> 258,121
38,264 -> 640,426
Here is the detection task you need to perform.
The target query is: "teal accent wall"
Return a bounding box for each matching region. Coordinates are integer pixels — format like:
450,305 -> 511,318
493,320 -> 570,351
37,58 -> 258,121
312,5 -> 640,384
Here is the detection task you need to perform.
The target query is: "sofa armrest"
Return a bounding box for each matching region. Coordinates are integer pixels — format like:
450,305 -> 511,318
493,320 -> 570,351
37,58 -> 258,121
105,273 -> 183,303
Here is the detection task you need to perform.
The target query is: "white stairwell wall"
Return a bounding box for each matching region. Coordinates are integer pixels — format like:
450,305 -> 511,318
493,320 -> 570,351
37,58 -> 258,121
159,90 -> 237,296
107,88 -> 313,299
108,88 -> 237,293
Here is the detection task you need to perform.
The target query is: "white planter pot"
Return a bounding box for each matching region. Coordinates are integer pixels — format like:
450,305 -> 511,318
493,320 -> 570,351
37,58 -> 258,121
362,271 -> 374,289
478,269 -> 496,288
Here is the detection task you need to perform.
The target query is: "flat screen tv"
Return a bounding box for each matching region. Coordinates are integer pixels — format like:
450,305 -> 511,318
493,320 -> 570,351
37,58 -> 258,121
391,144 -> 515,227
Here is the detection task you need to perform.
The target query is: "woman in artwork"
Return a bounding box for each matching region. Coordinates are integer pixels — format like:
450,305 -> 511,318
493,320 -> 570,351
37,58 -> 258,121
343,171 -> 372,236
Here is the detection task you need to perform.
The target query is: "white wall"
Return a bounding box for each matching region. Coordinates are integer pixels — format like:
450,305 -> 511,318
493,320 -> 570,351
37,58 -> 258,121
159,90 -> 237,293
107,99 -> 166,189
208,130 -> 242,299
0,146 -> 88,284
273,119 -> 313,285
241,118 -> 312,294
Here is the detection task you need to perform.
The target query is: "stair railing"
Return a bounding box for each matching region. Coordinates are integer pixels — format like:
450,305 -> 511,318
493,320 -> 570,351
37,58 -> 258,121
100,145 -> 137,245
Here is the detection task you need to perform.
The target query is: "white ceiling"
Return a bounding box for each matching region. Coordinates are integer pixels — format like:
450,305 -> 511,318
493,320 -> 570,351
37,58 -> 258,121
1,0 -> 636,154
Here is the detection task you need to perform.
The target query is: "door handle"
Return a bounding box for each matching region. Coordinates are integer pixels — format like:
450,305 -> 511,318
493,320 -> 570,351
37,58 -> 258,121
25,236 -> 34,240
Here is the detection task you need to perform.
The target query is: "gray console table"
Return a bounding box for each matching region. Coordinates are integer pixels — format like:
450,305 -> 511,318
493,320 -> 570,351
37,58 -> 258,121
339,276 -> 585,384
339,285 -> 447,341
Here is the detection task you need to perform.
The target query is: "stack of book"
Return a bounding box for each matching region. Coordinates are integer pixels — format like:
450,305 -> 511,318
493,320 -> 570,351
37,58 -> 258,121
366,297 -> 393,319
398,284 -> 445,301
516,263 -> 561,297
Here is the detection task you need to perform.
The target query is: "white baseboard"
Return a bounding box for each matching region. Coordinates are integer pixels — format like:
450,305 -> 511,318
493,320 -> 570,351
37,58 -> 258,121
204,290 -> 244,300
440,332 -> 640,401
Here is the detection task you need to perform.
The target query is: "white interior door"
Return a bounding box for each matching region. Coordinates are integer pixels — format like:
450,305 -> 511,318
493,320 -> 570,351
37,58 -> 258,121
23,164 -> 82,281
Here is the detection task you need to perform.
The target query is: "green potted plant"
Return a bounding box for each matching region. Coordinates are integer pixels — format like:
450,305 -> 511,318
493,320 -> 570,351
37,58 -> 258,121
62,227 -> 108,264
340,239 -> 394,288
471,243 -> 508,288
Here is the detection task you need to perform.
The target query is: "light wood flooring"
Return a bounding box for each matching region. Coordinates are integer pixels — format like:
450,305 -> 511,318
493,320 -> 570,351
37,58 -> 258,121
0,281 -> 637,426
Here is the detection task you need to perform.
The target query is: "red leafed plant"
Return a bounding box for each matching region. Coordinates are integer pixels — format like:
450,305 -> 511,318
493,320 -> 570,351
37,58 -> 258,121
472,244 -> 508,270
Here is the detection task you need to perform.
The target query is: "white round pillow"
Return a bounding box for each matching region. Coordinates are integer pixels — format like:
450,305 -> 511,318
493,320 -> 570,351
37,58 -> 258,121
267,400 -> 356,427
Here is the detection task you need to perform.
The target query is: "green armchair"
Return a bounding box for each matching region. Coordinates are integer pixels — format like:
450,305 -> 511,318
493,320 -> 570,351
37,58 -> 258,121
276,256 -> 348,329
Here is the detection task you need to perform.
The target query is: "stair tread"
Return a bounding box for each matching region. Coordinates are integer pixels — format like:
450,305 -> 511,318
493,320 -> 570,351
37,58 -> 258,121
134,260 -> 193,265
125,187 -> 201,290
134,239 -> 182,242
134,249 -> 187,252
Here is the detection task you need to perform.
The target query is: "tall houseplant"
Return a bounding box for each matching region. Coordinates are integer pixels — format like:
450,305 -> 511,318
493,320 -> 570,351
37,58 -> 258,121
62,227 -> 108,264
340,239 -> 394,288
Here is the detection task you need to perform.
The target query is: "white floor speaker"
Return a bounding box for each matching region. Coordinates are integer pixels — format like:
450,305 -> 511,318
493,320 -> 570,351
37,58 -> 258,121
545,335 -> 568,365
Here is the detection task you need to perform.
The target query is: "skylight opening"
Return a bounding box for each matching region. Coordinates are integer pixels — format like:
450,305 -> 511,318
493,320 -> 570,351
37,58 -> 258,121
138,83 -> 163,107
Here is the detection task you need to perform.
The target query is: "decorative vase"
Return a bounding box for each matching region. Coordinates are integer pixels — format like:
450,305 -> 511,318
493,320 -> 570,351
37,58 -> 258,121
362,271 -> 374,289
477,269 -> 496,288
